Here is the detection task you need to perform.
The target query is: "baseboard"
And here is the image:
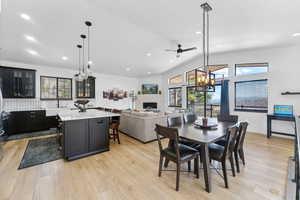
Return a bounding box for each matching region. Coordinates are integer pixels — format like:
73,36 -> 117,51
119,131 -> 157,144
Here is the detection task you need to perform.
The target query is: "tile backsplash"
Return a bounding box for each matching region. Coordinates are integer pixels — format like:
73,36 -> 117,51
3,99 -> 42,112
3,99 -> 97,112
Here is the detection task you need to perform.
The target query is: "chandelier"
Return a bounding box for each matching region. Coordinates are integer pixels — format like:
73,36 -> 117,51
74,21 -> 93,81
188,3 -> 215,93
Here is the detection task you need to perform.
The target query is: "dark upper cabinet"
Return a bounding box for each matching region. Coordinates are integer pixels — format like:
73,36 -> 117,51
76,77 -> 95,98
0,66 -> 36,98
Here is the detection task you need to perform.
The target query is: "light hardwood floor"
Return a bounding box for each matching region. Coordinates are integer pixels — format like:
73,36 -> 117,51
0,132 -> 293,200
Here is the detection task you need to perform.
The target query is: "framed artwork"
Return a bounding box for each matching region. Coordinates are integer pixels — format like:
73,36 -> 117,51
103,88 -> 128,101
142,84 -> 158,94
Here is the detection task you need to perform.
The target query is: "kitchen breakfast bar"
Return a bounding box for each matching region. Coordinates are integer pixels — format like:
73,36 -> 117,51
58,109 -> 120,161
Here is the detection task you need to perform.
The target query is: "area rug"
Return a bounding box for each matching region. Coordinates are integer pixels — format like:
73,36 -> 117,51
18,136 -> 62,169
0,128 -> 57,142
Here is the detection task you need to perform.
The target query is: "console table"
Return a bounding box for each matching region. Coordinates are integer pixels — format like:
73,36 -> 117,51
267,114 -> 296,138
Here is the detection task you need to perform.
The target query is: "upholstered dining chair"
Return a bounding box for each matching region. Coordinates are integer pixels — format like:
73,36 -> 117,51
167,115 -> 200,149
204,125 -> 239,188
217,114 -> 239,123
215,121 -> 249,173
167,116 -> 182,127
183,112 -> 197,124
155,124 -> 200,191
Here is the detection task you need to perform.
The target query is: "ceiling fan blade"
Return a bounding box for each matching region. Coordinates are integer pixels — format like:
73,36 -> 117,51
181,47 -> 197,52
165,49 -> 177,52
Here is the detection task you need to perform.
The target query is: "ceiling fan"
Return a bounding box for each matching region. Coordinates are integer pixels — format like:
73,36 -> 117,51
165,44 -> 197,58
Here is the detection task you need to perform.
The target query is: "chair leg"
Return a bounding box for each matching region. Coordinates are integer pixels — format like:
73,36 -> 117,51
158,155 -> 163,177
188,161 -> 191,172
164,158 -> 169,168
234,151 -> 240,173
176,162 -> 180,191
116,128 -> 120,144
195,157 -> 199,178
229,156 -> 236,177
193,158 -> 197,175
113,129 -> 116,142
239,149 -> 245,165
222,161 -> 229,188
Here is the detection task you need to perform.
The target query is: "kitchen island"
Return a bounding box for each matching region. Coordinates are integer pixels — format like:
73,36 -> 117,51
58,109 -> 120,161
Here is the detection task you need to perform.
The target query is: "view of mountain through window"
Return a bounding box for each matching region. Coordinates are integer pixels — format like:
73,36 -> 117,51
235,79 -> 268,112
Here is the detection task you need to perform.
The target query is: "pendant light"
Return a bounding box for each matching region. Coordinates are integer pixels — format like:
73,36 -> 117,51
85,21 -> 93,77
80,34 -> 88,80
75,44 -> 83,81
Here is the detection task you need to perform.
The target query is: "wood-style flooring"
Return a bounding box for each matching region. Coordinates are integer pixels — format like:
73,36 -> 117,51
0,132 -> 293,200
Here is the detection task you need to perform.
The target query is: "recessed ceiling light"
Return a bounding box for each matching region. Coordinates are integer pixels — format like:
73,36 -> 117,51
146,53 -> 151,57
147,72 -> 151,74
62,56 -> 68,60
88,60 -> 93,65
125,67 -> 131,71
293,33 -> 300,37
26,49 -> 38,55
20,13 -> 31,21
196,31 -> 202,35
24,35 -> 37,42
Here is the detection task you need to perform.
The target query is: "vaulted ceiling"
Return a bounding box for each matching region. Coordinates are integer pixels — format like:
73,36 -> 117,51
0,0 -> 300,77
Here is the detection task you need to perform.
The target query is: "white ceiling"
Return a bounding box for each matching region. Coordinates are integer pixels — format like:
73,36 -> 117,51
0,0 -> 300,77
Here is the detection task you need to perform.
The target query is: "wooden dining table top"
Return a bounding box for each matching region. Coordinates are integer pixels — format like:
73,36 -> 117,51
176,121 -> 236,144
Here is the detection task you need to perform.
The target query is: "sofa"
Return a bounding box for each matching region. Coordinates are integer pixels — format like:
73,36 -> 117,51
119,111 -> 168,143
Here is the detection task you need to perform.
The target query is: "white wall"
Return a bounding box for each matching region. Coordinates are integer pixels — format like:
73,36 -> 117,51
136,75 -> 165,111
0,60 -> 139,110
162,44 -> 300,135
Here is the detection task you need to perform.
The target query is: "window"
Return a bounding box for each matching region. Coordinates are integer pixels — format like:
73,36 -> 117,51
40,76 -> 72,100
208,65 -> 229,79
235,63 -> 268,76
235,79 -> 267,112
168,74 -> 183,85
186,85 -> 221,117
168,87 -> 182,107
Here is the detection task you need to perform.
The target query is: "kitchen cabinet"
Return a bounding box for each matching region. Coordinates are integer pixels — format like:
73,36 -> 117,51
0,66 -> 36,98
76,77 -> 95,98
6,110 -> 47,135
62,117 -> 109,160
88,118 -> 109,152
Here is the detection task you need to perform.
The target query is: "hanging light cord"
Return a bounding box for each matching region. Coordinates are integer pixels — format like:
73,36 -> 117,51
88,26 -> 90,69
81,35 -> 86,73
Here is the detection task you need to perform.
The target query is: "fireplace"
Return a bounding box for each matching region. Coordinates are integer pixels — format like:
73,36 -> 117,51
143,102 -> 157,109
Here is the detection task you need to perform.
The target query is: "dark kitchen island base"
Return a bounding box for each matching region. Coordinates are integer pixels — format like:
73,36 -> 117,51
62,117 -> 110,161
59,109 -> 120,161
66,148 -> 109,161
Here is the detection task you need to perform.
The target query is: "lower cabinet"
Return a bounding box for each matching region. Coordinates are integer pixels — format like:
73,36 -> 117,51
6,110 -> 47,135
62,117 -> 109,160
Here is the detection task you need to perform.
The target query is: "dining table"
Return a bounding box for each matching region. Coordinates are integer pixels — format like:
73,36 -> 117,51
176,120 -> 236,193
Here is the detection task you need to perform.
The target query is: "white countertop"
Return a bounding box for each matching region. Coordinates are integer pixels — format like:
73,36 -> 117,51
58,109 -> 120,121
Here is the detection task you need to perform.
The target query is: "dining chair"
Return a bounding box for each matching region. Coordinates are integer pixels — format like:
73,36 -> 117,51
215,122 -> 248,173
167,116 -> 182,127
155,124 -> 200,191
183,112 -> 197,124
234,122 -> 248,172
217,115 -> 239,123
167,115 -> 200,149
206,125 -> 239,188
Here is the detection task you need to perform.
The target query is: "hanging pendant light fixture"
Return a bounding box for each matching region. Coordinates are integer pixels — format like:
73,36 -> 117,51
75,44 -> 83,81
85,21 -> 93,77
80,34 -> 88,80
199,2 -> 215,124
